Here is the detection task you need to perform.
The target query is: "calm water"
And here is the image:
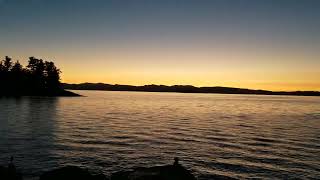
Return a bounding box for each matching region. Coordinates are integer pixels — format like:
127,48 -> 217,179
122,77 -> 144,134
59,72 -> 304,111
0,91 -> 320,179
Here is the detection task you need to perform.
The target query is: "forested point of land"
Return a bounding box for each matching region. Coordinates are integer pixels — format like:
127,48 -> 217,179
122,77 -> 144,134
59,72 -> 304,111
0,56 -> 78,96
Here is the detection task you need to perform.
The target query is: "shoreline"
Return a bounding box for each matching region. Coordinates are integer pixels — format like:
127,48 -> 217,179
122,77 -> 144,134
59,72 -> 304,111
69,88 -> 320,97
0,90 -> 81,97
63,83 -> 320,97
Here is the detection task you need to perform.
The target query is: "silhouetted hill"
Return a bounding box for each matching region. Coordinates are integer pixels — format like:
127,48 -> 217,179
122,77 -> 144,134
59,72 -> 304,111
63,83 -> 320,96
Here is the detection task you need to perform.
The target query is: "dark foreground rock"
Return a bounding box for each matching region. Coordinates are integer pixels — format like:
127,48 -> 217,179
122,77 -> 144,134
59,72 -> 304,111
110,164 -> 196,180
1,158 -> 196,180
0,165 -> 22,180
40,166 -> 107,180
110,158 -> 196,180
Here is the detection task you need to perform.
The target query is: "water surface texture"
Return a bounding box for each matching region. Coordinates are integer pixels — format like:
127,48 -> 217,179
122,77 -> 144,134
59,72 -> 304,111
0,91 -> 320,179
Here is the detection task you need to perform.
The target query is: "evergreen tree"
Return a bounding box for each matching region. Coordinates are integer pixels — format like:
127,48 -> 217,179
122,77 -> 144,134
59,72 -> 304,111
0,56 -> 62,96
3,56 -> 12,72
45,61 -> 61,91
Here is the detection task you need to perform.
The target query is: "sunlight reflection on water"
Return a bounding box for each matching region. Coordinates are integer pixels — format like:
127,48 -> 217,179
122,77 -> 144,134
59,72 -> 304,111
0,91 -> 320,179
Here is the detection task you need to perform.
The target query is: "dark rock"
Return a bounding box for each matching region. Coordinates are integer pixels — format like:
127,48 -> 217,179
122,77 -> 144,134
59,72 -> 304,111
110,164 -> 196,180
3,158 -> 196,180
0,165 -> 23,180
39,166 -> 107,180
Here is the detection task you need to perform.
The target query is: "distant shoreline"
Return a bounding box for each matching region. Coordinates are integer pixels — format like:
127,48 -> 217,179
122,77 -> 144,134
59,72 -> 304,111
63,83 -> 320,97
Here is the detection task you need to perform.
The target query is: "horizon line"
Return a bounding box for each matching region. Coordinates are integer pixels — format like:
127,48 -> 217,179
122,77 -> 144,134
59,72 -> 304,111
62,82 -> 320,92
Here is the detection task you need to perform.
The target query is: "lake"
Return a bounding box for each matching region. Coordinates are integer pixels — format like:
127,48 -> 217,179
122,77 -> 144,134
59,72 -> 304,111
0,91 -> 319,179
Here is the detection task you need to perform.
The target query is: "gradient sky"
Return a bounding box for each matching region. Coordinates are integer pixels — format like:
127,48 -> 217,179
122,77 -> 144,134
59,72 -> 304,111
1,0 -> 320,91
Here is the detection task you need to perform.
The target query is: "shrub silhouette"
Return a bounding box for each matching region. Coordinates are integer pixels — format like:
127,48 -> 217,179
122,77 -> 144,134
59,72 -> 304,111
0,56 -> 62,96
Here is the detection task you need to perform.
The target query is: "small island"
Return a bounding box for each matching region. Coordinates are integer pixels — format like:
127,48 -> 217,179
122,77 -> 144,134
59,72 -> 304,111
0,56 -> 79,97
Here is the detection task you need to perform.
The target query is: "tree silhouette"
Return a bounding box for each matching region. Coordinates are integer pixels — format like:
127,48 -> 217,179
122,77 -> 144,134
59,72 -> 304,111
45,61 -> 61,91
0,56 -> 64,96
3,56 -> 12,72
27,57 -> 46,92
11,61 -> 23,73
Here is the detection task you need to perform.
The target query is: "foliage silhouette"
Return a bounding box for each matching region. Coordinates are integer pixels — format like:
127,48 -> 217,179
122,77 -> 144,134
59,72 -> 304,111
0,56 -> 78,96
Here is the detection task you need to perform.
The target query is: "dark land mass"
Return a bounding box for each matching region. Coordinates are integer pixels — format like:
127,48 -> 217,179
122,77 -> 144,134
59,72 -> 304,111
63,83 -> 320,97
1,158 -> 197,180
0,56 -> 80,97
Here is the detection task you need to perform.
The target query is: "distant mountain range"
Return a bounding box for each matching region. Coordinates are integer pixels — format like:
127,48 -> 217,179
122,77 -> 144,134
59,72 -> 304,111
62,83 -> 320,96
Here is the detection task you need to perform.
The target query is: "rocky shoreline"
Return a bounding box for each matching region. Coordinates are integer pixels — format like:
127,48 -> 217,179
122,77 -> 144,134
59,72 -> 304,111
0,158 -> 196,180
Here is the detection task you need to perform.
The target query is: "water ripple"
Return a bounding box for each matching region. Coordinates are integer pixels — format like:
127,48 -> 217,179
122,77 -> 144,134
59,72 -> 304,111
0,91 -> 320,180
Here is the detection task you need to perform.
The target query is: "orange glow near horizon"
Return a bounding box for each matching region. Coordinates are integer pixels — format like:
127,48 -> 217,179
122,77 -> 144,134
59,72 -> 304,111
54,44 -> 319,91
3,41 -> 320,92
1,1 -> 320,92
54,45 -> 320,91
61,75 -> 320,92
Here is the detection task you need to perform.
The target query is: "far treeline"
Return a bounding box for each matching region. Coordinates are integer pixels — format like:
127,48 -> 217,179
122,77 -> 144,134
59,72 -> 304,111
0,56 -> 78,96
63,83 -> 320,97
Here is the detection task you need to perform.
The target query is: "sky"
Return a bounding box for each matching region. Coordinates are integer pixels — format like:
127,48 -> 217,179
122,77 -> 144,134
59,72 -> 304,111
0,0 -> 320,91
